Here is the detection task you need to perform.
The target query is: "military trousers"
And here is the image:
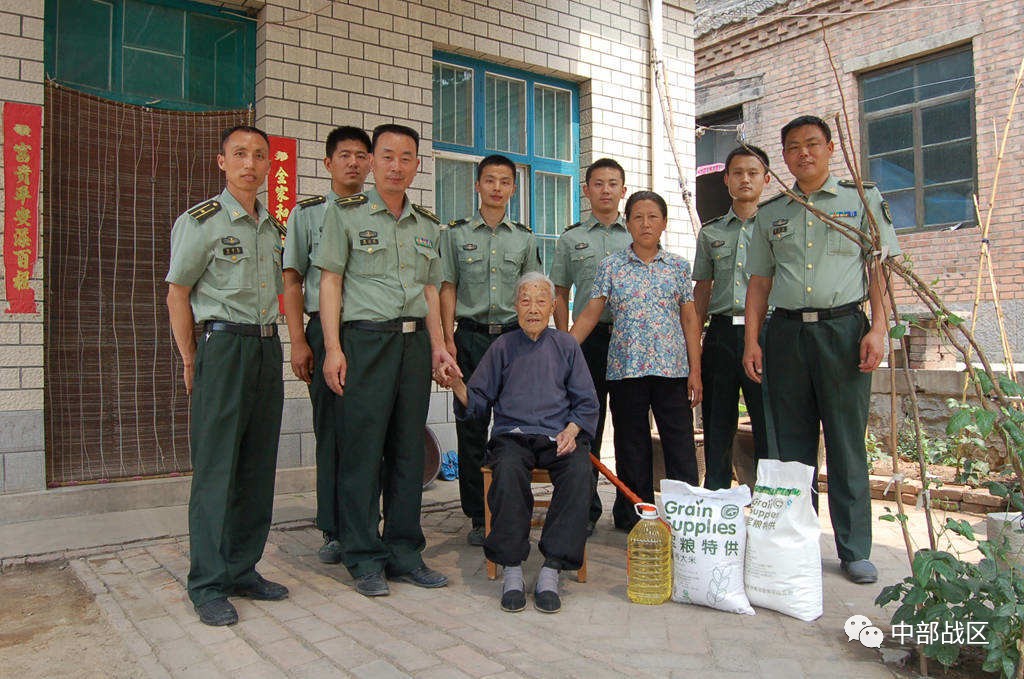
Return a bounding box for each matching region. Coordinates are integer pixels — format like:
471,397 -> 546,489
762,310 -> 872,562
337,326 -> 431,579
305,314 -> 344,540
608,376 -> 697,531
580,322 -> 613,523
484,433 -> 591,571
700,316 -> 768,491
453,324 -> 503,528
187,329 -> 283,606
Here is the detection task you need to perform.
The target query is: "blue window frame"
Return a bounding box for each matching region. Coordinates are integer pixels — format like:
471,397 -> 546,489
45,0 -> 255,111
433,52 -> 580,273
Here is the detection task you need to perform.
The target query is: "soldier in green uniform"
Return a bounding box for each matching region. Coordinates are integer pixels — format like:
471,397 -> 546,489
314,124 -> 460,598
283,126 -> 372,564
166,125 -> 288,626
439,154 -> 542,546
743,115 -> 900,584
693,145 -> 771,491
551,158 -> 632,533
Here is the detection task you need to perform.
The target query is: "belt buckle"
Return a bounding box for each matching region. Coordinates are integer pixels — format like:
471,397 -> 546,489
732,315 -> 745,326
260,324 -> 274,337
401,320 -> 417,333
488,324 -> 502,335
801,311 -> 819,323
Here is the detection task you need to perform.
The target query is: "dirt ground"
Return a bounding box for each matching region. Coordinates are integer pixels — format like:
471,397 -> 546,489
0,562 -> 138,679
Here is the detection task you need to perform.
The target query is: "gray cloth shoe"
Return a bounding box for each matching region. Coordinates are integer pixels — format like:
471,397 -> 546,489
318,536 -> 343,564
841,559 -> 878,584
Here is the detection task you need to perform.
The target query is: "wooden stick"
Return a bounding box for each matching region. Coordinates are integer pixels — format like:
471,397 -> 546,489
590,454 -> 643,506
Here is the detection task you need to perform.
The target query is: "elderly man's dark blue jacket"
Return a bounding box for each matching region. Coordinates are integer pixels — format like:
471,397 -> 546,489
454,327 -> 599,440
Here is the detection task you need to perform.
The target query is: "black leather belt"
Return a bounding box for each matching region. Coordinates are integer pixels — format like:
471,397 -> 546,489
205,321 -> 278,337
343,317 -> 425,333
458,318 -> 519,335
773,302 -> 861,323
307,311 -> 320,320
710,314 -> 745,326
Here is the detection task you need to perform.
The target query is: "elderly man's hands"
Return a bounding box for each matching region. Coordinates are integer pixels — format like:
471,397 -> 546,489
555,422 -> 581,456
432,346 -> 462,387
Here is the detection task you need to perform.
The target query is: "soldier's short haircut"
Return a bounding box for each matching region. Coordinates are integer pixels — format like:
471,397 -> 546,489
585,157 -> 626,184
371,123 -> 420,152
624,190 -> 668,220
515,271 -> 555,299
326,126 -> 371,158
219,125 -> 269,151
476,154 -> 517,182
724,144 -> 770,172
781,115 -> 832,146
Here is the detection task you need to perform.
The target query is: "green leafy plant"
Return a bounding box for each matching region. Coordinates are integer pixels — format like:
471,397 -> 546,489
876,513 -> 1024,677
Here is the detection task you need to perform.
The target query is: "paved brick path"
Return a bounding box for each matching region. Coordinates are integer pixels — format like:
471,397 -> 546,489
61,488 -> 933,678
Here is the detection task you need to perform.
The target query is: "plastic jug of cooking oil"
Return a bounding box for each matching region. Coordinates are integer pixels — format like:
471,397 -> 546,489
627,502 -> 672,604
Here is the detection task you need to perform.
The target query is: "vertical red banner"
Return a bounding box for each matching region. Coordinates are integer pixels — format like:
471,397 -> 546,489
3,102 -> 42,314
268,135 -> 297,315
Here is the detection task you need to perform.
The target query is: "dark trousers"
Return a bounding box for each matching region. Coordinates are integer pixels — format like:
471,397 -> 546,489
580,323 -> 613,522
187,330 -> 283,606
608,376 -> 697,530
484,433 -> 591,571
453,325 -> 502,528
338,327 -> 430,578
700,317 -> 768,491
305,315 -> 343,539
763,311 -> 872,562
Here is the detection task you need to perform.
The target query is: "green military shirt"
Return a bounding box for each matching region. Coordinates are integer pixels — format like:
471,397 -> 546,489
283,190 -> 340,313
440,211 -> 542,324
746,176 -> 901,310
166,189 -> 284,324
550,214 -> 631,323
693,208 -> 756,317
312,187 -> 442,322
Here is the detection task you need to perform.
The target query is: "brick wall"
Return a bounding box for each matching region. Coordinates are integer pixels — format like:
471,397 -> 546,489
0,0 -> 697,493
696,0 -> 1024,361
256,0 -> 697,458
0,0 -> 44,492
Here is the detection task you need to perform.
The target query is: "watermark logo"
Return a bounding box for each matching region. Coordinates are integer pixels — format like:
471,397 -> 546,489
844,615 -> 884,648
844,615 -> 989,648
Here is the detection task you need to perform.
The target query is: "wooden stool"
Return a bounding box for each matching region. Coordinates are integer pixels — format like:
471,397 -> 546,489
481,466 -> 587,582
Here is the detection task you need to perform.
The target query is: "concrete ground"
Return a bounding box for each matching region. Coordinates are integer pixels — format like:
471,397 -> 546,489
0,473 -> 985,679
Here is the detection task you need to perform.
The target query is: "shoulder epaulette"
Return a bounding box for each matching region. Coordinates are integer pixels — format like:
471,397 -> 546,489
758,192 -> 786,208
335,193 -> 368,208
448,218 -> 469,228
565,221 -> 583,231
515,221 -> 532,233
187,199 -> 221,223
297,195 -> 326,209
701,215 -> 726,228
270,215 -> 287,238
838,179 -> 876,189
413,204 -> 441,224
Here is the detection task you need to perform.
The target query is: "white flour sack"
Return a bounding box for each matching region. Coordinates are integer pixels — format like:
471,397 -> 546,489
744,459 -> 822,621
660,479 -> 754,615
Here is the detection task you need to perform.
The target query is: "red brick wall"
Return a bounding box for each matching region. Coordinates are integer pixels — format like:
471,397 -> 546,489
696,0 -> 1024,312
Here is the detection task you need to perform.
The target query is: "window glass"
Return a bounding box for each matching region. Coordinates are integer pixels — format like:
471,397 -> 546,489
485,74 -> 525,154
433,62 -> 473,147
535,85 -> 572,161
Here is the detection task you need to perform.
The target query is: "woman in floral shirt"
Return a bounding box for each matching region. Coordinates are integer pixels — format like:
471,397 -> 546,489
571,190 -> 702,531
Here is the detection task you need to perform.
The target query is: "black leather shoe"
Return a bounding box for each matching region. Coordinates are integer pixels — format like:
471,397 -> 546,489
354,572 -> 390,597
195,598 -> 238,626
318,535 -> 343,564
500,589 -> 526,612
534,589 -> 561,614
390,565 -> 449,588
232,574 -> 289,601
467,526 -> 486,546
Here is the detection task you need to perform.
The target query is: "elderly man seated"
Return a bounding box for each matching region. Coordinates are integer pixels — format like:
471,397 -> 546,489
449,271 -> 598,614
